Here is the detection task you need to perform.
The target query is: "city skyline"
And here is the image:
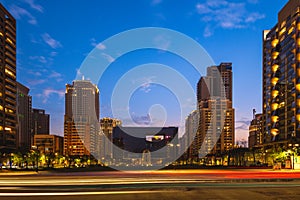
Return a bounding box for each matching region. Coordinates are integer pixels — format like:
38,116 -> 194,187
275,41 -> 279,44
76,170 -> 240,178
0,0 -> 289,143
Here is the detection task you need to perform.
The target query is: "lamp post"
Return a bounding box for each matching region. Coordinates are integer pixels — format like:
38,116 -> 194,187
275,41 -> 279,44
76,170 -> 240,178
9,153 -> 13,169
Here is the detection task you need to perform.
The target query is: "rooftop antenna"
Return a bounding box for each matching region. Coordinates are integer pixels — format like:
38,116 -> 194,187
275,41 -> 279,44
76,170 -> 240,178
252,108 -> 256,119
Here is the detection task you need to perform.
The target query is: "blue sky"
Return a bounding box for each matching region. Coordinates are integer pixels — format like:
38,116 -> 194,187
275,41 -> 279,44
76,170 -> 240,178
0,0 -> 289,142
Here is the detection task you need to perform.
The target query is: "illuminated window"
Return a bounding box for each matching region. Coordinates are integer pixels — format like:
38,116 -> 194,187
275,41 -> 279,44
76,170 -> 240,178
281,20 -> 286,28
272,51 -> 279,59
0,32 -> 3,37
4,68 -> 15,78
297,114 -> 300,122
271,116 -> 279,122
271,39 -> 279,47
4,108 -> 14,114
0,126 -> 3,131
0,105 -> 3,111
6,38 -> 14,45
271,128 -> 279,136
271,90 -> 279,98
279,102 -> 285,108
5,127 -> 11,131
271,77 -> 279,86
279,27 -> 286,36
288,27 -> 294,35
296,83 -> 300,91
272,64 -> 279,72
271,103 -> 278,110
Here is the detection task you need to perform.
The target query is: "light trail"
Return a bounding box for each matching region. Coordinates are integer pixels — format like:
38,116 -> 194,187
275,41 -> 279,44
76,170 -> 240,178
0,190 -> 165,196
0,178 -> 218,186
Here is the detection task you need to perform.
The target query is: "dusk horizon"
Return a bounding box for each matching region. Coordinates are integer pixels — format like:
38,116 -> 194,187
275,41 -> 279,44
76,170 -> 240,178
0,0 -> 289,144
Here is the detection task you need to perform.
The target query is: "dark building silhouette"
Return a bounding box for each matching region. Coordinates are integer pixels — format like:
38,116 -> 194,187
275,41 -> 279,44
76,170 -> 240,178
112,126 -> 178,165
33,134 -> 64,155
0,4 -> 17,153
17,82 -> 32,152
100,118 -> 122,160
32,108 -> 49,135
248,113 -> 263,149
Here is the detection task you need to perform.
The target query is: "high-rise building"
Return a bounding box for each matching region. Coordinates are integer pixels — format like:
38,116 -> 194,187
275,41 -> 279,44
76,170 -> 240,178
184,110 -> 199,161
64,80 -> 100,158
196,63 -> 235,162
100,118 -> 122,161
0,4 -> 17,153
32,108 -> 49,135
17,82 -> 32,152
262,0 -> 300,147
248,113 -> 263,149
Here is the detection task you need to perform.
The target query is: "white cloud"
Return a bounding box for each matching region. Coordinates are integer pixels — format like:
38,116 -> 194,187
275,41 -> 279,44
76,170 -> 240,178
132,76 -> 156,93
9,5 -> 37,25
151,0 -> 162,6
132,113 -> 152,125
23,0 -> 44,13
204,26 -> 213,37
28,70 -> 42,76
42,33 -> 62,49
140,82 -> 152,93
76,68 -> 83,77
101,53 -> 115,63
29,55 -> 47,63
49,71 -> 62,78
153,34 -> 171,50
235,120 -> 251,143
50,51 -> 57,57
90,38 -> 106,50
27,79 -> 46,86
195,0 -> 265,37
245,12 -> 265,23
42,89 -> 64,103
96,43 -> 106,50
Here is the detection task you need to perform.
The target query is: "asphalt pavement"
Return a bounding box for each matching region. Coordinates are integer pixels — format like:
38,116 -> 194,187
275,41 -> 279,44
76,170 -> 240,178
1,169 -> 300,199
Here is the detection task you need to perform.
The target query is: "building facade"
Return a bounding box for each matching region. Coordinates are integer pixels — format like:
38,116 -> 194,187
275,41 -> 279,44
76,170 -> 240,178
196,63 -> 235,162
184,110 -> 199,161
32,108 -> 49,135
100,117 -> 122,161
248,113 -> 263,149
17,82 -> 32,152
262,0 -> 300,148
0,4 -> 17,153
64,80 -> 100,158
112,126 -> 178,166
33,134 -> 63,155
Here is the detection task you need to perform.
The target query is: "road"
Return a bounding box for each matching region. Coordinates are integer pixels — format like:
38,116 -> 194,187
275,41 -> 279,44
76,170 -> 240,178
1,169 -> 300,199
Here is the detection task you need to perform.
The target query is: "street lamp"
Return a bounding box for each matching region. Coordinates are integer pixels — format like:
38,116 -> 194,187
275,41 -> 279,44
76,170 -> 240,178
9,153 -> 13,169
